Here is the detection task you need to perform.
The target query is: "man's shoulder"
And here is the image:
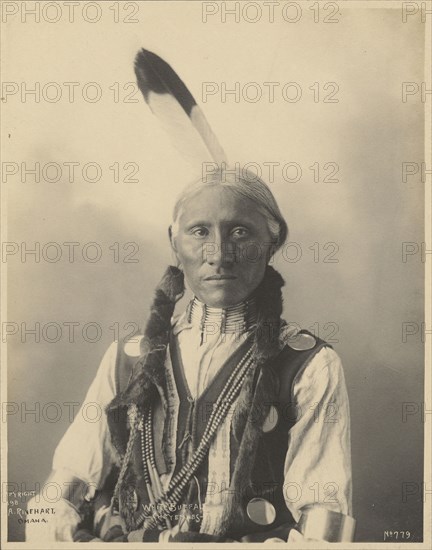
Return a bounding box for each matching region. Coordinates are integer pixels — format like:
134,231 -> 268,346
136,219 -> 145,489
278,321 -> 328,353
113,334 -> 145,395
275,322 -> 336,388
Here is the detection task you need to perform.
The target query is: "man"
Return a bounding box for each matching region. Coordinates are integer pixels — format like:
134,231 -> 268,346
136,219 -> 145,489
26,169 -> 353,542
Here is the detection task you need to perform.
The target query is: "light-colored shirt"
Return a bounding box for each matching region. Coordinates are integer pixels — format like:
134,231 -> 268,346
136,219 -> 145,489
29,311 -> 352,541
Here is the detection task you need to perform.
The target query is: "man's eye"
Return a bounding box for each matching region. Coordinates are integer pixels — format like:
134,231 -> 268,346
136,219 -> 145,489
192,227 -> 209,238
231,227 -> 249,238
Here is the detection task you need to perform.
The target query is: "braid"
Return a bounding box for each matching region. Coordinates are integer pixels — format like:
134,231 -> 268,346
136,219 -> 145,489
117,266 -> 185,408
140,265 -> 185,343
251,265 -> 285,366
111,404 -> 139,508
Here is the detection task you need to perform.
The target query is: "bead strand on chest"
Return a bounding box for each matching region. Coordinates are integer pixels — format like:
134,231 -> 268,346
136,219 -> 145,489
136,346 -> 256,530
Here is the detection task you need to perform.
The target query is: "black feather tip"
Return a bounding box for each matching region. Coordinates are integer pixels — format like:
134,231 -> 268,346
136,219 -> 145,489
134,48 -> 196,116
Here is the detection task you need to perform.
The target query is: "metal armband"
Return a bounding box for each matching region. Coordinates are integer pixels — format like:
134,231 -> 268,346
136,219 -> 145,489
297,508 -> 356,542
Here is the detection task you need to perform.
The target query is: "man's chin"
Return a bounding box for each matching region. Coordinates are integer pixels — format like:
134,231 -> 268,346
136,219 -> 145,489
197,288 -> 247,308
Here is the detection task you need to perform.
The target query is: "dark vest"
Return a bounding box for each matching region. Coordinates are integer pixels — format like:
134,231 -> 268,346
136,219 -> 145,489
106,329 -> 330,541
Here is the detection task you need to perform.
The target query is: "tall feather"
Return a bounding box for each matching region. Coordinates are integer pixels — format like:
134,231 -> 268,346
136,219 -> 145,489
134,49 -> 227,167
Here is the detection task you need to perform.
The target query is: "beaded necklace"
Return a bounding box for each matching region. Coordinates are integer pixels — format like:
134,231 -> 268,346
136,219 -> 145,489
187,297 -> 258,338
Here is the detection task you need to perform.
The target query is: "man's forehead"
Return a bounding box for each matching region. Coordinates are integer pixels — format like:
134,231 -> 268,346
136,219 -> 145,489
179,186 -> 262,222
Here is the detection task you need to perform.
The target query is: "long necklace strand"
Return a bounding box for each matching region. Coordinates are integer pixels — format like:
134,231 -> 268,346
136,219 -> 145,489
136,347 -> 255,530
140,407 -> 172,529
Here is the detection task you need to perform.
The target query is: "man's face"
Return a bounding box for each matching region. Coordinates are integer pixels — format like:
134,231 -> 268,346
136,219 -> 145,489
171,186 -> 273,308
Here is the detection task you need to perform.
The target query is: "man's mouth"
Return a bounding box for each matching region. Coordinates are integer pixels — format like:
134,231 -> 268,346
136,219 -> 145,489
204,275 -> 237,281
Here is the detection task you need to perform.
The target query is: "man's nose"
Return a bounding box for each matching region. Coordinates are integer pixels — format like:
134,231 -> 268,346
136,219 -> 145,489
202,237 -> 236,267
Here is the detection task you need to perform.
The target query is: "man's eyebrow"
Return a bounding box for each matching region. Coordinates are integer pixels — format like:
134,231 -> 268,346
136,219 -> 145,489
183,219 -> 254,228
184,220 -> 212,227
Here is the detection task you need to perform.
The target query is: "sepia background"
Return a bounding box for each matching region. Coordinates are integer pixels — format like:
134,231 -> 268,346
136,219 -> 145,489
2,1 -> 426,543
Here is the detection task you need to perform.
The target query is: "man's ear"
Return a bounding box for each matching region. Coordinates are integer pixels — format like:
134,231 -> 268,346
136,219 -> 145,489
266,241 -> 278,263
169,226 -> 181,268
168,225 -> 178,253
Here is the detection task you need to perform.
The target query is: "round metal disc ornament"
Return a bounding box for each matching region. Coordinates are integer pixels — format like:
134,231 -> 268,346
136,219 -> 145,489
288,333 -> 316,351
124,336 -> 143,357
246,498 -> 276,526
262,405 -> 279,433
